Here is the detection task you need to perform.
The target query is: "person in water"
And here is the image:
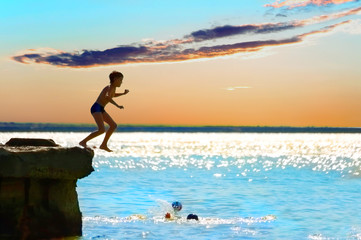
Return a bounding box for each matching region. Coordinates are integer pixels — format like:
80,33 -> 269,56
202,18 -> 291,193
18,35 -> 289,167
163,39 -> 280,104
79,71 -> 129,152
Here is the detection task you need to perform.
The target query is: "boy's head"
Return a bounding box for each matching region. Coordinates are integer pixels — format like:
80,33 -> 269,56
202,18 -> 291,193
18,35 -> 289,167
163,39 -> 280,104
109,71 -> 123,84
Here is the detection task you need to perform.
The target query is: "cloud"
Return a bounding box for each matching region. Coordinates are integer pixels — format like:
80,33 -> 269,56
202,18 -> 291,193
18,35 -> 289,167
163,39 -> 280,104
265,0 -> 357,9
175,21 -> 349,60
186,22 -> 300,42
184,6 -> 360,42
298,6 -> 361,25
298,19 -> 351,37
11,6 -> 360,68
13,45 -> 149,67
339,19 -> 361,34
12,21 -> 347,67
225,86 -> 253,91
12,37 -> 300,67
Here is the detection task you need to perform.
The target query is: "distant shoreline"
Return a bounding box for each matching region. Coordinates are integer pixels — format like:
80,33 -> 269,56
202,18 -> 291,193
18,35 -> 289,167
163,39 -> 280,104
1,122 -> 360,133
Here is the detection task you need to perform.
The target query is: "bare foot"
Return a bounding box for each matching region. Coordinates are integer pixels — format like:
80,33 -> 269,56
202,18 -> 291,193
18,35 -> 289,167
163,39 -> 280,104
79,141 -> 88,148
99,145 -> 113,152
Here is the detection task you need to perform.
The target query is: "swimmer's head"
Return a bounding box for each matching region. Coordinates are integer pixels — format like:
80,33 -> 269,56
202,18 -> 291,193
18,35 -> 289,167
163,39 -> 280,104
187,214 -> 199,221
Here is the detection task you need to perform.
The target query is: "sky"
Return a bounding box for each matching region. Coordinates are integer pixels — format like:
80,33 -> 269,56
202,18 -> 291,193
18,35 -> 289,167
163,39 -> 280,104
1,0 -> 361,126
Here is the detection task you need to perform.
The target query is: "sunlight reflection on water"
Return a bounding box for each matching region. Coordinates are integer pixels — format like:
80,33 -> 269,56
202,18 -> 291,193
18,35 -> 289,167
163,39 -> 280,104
86,133 -> 361,177
1,132 -> 361,239
1,132 -> 360,176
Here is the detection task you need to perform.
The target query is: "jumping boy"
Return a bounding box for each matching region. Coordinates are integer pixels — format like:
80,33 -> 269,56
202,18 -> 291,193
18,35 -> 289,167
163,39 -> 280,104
79,71 -> 129,152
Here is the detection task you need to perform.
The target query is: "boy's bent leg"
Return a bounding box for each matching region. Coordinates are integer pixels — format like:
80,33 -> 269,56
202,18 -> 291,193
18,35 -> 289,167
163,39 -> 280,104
79,112 -> 106,147
99,112 -> 117,152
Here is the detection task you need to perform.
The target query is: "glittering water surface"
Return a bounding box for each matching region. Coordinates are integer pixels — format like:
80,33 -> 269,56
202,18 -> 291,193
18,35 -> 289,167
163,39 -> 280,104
2,132 -> 361,239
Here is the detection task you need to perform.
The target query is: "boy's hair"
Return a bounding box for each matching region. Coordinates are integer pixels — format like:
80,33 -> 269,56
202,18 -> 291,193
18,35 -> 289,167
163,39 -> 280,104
109,71 -> 123,83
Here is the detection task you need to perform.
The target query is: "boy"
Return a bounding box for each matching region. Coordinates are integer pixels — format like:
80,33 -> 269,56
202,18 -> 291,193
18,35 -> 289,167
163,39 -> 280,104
79,71 -> 129,152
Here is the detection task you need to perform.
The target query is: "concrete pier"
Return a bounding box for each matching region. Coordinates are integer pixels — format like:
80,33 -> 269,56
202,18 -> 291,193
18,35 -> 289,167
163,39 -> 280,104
0,138 -> 94,239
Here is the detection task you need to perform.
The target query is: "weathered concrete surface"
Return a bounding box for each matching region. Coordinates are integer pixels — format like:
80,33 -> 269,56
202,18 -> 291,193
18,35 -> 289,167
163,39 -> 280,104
0,145 -> 94,179
0,138 -> 94,239
5,138 -> 59,147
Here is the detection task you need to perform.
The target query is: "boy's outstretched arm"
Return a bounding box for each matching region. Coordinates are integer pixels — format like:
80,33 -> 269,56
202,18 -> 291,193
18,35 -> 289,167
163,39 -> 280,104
114,89 -> 129,97
109,99 -> 124,109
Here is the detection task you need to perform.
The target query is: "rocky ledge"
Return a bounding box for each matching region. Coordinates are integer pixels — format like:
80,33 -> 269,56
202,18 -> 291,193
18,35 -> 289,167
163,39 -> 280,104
0,138 -> 94,239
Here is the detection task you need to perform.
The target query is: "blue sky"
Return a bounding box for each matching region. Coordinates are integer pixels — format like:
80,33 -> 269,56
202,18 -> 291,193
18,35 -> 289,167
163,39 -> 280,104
2,1 -> 359,54
1,1 -> 262,53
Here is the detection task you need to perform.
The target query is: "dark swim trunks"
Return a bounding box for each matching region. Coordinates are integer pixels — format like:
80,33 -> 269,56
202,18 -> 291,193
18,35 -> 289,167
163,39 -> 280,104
90,102 -> 105,114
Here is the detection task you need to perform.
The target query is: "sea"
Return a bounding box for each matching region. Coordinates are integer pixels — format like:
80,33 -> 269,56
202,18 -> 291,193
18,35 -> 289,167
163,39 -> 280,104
1,131 -> 361,240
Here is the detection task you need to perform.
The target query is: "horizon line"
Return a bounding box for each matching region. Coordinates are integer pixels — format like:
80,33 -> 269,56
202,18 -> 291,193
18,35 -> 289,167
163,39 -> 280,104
1,122 -> 360,129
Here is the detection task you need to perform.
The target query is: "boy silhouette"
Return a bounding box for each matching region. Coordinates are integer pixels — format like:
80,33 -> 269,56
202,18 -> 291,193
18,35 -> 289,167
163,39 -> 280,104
79,71 -> 129,152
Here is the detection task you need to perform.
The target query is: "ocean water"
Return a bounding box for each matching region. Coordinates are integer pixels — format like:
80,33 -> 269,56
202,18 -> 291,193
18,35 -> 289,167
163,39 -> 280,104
1,132 -> 361,239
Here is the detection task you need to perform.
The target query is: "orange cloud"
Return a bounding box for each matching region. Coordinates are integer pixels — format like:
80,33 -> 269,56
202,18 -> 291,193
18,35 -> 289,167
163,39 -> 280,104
265,0 -> 356,9
299,6 -> 361,24
299,19 -> 351,37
